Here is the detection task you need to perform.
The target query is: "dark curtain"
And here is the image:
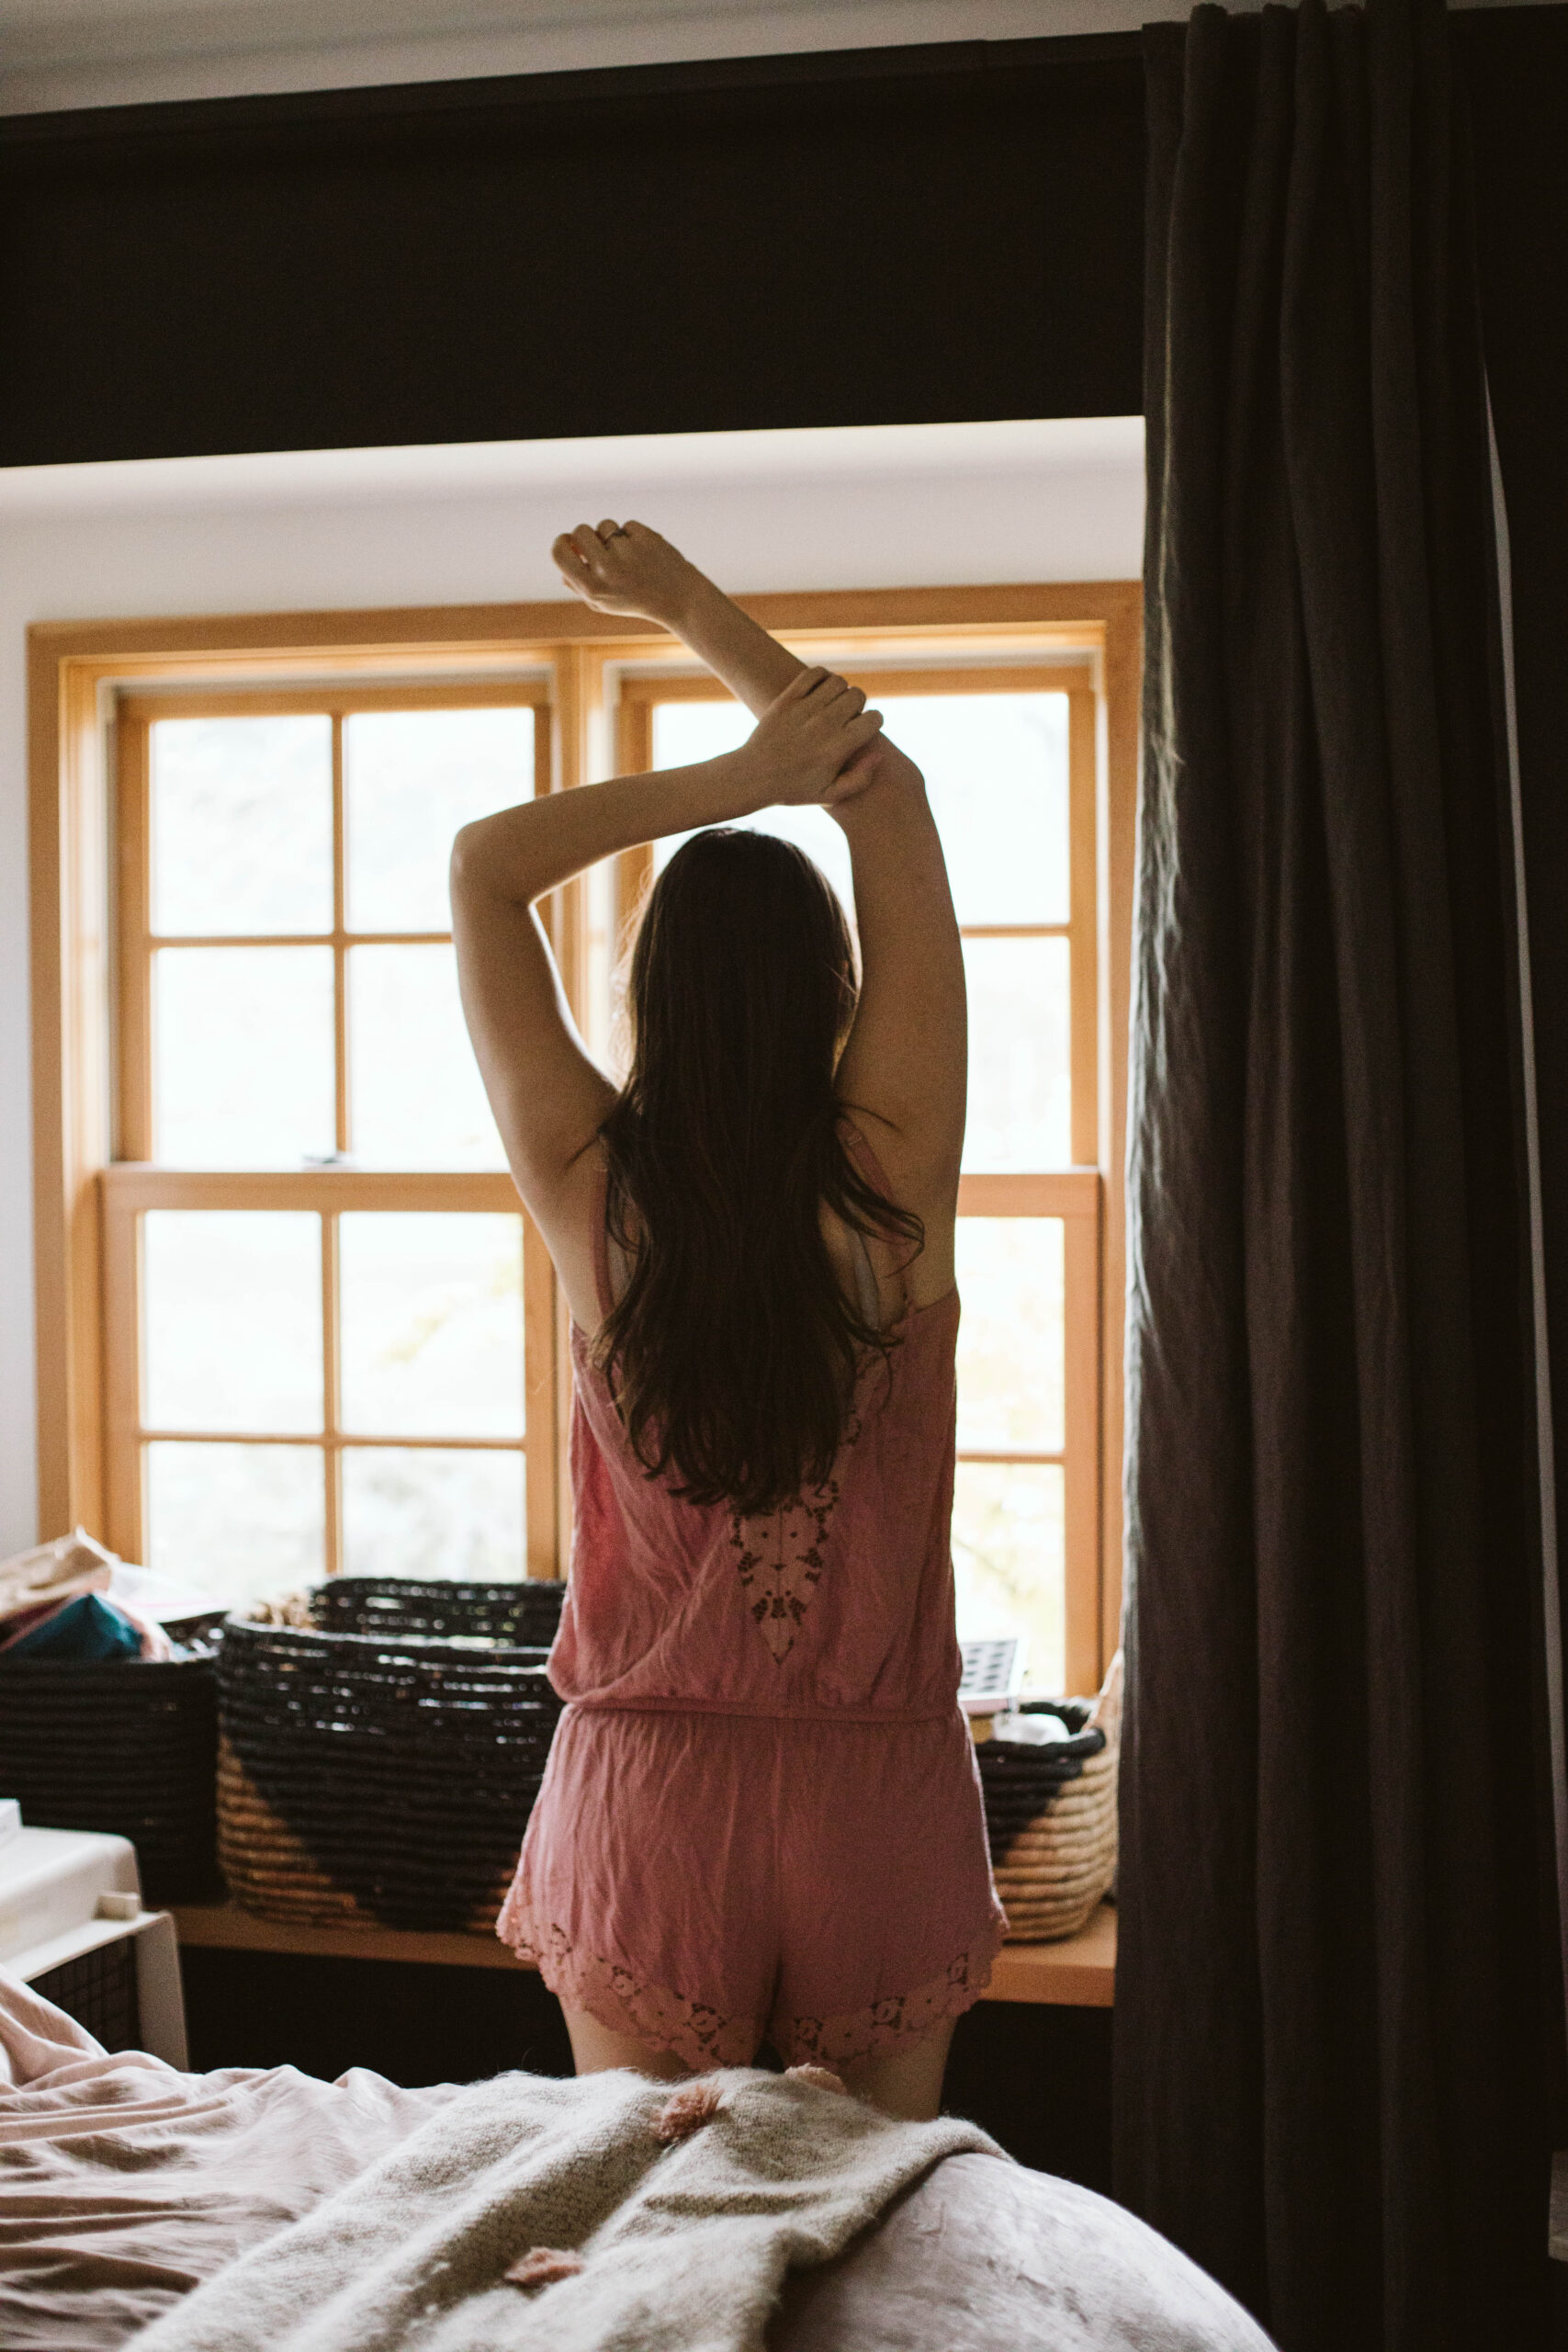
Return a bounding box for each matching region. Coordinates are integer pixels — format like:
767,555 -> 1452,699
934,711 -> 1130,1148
1117,5 -> 1557,2349
1461,4 -> 1568,1841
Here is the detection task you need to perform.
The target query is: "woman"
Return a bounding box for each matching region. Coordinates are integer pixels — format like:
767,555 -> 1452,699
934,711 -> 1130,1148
451,521 -> 1004,2121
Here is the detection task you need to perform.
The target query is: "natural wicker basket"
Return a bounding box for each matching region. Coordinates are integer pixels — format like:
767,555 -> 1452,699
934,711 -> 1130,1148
217,1578 -> 567,1933
976,1651 -> 1122,1941
0,1644 -> 221,1902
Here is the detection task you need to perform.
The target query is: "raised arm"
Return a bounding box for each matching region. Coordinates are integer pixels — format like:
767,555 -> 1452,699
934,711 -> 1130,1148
829,742 -> 966,1303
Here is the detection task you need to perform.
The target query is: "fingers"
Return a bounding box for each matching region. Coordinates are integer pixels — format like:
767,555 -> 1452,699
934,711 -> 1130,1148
553,526 -> 609,575
787,666 -> 865,717
558,520 -> 625,568
553,520 -> 631,599
551,532 -> 595,593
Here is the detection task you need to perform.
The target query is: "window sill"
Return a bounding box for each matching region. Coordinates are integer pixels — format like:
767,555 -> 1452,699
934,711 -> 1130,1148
168,1899 -> 1115,2009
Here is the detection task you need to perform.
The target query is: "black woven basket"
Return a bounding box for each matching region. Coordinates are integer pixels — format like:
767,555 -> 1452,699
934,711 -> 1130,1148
310,1577 -> 567,1647
217,1577 -> 567,1934
0,1645 -> 220,1902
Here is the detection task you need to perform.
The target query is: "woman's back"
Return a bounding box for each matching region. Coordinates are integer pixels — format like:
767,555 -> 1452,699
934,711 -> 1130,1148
551,1129 -> 964,1722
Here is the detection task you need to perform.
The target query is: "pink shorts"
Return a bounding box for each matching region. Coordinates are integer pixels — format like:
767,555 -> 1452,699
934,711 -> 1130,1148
497,1702 -> 1006,2073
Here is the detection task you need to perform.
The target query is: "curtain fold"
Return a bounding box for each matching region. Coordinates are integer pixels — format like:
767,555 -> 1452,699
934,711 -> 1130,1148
1119,5 -> 1557,2346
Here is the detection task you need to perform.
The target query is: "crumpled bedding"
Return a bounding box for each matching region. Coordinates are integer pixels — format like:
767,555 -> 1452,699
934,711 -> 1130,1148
0,1969 -> 452,2348
0,1966 -> 1275,2351
130,2063 -> 1001,2352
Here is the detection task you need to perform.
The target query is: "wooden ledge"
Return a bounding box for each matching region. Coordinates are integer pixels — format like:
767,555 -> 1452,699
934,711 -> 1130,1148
985,1905 -> 1115,2008
169,1900 -> 1115,2009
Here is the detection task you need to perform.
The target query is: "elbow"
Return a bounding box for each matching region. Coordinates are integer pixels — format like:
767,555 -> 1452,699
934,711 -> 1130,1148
449,817 -> 544,913
449,821 -> 479,885
448,820 -> 493,904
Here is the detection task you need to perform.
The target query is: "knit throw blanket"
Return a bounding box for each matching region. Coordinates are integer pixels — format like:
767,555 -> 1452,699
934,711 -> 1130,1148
132,2063 -> 1005,2352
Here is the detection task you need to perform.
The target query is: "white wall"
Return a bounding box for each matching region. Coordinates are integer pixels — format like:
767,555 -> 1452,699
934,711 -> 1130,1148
0,415 -> 1145,1551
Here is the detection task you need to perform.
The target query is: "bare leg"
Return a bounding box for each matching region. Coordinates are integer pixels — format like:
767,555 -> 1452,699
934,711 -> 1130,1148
833,2017 -> 956,2123
561,2005 -> 696,2083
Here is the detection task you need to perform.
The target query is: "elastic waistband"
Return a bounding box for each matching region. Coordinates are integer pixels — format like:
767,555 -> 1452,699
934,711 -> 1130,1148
559,1694 -> 957,1728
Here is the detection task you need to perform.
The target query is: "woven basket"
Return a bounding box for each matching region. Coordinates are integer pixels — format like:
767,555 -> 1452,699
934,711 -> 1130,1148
0,1645 -> 220,1902
976,1651 -> 1122,1941
217,1577 -> 567,1934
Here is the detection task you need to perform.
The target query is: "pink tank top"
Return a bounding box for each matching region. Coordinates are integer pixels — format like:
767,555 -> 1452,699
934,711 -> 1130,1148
547,1128 -> 964,1726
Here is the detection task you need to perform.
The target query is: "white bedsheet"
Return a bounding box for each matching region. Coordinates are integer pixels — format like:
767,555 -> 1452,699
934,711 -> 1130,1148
0,1967 -> 1275,2351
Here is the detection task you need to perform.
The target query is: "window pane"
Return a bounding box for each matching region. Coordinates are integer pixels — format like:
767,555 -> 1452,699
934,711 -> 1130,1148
952,1462 -> 1065,1695
650,701 -> 854,914
963,935 -> 1070,1170
151,716 -> 332,936
154,945 -> 335,1167
341,1447 -> 525,1580
954,1219 -> 1064,1455
650,697 -> 751,767
878,694 -> 1069,927
144,1212 -> 321,1434
345,707 -> 536,933
145,1442 -> 324,1609
347,944 -> 505,1168
339,1213 -> 524,1438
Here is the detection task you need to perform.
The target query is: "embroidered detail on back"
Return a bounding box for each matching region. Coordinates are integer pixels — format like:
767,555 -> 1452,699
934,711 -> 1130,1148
728,1410 -> 862,1662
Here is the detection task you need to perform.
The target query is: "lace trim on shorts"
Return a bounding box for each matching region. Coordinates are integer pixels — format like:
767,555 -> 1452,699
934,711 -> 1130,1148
502,1915 -> 759,2072
784,1921 -> 1006,2070
500,1905 -> 1005,2075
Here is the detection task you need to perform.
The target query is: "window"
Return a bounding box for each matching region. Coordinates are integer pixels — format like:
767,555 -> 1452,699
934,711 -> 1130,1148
33,586 -> 1138,1691
103,687 -> 555,1611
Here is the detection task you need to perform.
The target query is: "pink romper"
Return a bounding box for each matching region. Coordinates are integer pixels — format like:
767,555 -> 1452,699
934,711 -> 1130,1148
496,1129 -> 1006,2071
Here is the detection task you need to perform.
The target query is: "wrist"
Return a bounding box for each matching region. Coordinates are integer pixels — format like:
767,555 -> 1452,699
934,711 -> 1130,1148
706,744 -> 773,821
658,562 -> 722,637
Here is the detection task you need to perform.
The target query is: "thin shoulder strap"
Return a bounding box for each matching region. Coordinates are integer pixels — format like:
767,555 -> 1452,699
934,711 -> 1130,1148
839,1113 -> 897,1204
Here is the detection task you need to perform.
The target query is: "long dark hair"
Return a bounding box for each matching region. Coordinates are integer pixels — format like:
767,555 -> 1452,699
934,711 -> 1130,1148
593,828 -> 923,1516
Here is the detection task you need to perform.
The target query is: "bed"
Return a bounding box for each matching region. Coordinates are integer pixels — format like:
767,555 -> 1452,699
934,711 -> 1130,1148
0,1968 -> 1274,2351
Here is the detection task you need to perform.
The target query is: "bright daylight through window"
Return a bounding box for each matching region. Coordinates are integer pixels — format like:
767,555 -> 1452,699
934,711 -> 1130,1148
99,629 -> 1112,1700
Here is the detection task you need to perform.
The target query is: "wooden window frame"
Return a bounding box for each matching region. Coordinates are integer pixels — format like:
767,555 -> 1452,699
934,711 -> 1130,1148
29,583 -> 1140,1682
107,681 -> 555,1580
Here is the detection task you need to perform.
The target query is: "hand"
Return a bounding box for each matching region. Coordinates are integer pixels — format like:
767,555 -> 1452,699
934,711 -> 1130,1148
551,518 -> 699,624
736,668 -> 885,808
